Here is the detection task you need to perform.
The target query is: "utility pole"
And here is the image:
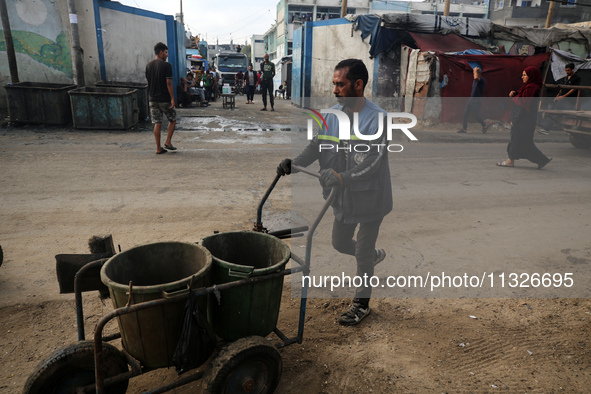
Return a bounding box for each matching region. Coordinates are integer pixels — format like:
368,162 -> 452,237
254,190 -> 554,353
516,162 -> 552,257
443,0 -> 451,16
341,0 -> 348,17
545,0 -> 556,28
67,0 -> 85,86
180,0 -> 184,24
0,0 -> 19,83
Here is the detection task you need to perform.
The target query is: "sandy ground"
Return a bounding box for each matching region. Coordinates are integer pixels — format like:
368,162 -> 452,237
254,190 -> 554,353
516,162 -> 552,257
1,97 -> 590,393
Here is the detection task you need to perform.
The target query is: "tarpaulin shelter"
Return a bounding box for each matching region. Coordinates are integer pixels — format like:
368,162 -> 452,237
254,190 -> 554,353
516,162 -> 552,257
492,24 -> 591,53
351,14 -> 492,59
438,53 -> 550,123
403,30 -> 550,123
296,14 -> 590,117
409,32 -> 485,53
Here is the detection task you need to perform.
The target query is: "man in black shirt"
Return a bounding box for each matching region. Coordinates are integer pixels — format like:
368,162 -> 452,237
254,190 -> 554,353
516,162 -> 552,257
458,67 -> 488,134
146,42 -> 177,154
554,63 -> 581,109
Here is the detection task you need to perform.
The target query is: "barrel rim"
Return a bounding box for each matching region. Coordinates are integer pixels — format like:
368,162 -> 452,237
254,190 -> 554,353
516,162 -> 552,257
100,241 -> 212,294
200,230 -> 291,274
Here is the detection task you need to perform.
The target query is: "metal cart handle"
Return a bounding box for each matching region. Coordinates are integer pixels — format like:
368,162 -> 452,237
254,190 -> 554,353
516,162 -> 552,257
291,164 -> 320,178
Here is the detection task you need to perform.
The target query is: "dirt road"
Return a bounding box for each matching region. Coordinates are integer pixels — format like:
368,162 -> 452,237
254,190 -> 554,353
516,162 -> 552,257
1,98 -> 590,393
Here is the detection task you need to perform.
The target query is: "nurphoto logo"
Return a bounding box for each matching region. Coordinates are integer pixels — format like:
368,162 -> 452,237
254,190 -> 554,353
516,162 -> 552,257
305,108 -> 418,153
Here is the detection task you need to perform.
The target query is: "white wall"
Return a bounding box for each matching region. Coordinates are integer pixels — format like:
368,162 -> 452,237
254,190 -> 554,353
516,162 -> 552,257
276,42 -> 286,59
310,23 -> 374,97
99,8 -> 167,83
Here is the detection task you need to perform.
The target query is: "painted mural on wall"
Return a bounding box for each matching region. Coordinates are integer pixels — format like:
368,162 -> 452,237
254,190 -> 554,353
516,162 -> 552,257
508,42 -> 535,56
0,0 -> 72,77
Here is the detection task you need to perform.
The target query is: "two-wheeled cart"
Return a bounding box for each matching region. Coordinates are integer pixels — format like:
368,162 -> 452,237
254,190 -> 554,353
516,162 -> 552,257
24,166 -> 331,394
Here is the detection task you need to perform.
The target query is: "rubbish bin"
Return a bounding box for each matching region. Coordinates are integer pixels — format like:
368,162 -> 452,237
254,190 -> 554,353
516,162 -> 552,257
4,82 -> 77,125
69,87 -> 139,129
95,81 -> 149,121
201,231 -> 290,341
100,242 -> 212,369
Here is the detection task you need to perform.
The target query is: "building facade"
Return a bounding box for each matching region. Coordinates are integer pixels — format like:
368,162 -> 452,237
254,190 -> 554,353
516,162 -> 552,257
250,34 -> 265,66
490,0 -> 591,28
371,0 -> 488,19
263,0 -> 372,60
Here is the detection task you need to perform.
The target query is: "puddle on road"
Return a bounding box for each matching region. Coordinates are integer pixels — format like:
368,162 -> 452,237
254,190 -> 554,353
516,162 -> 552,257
177,115 -> 302,144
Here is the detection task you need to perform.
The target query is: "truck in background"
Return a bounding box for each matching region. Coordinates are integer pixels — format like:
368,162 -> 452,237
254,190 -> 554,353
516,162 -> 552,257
213,51 -> 248,87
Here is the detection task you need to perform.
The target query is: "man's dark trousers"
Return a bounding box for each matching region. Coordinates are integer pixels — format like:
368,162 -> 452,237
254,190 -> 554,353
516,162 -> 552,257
331,217 -> 383,304
245,85 -> 255,102
462,100 -> 485,130
261,78 -> 274,108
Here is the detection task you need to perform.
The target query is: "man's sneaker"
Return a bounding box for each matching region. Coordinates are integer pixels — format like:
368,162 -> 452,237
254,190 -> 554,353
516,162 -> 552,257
481,124 -> 489,134
457,128 -> 466,134
337,302 -> 371,326
374,248 -> 386,267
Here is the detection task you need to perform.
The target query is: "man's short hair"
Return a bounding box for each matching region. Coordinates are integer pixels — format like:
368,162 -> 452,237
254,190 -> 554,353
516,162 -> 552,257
335,59 -> 369,90
187,72 -> 193,77
565,63 -> 575,70
154,42 -> 168,56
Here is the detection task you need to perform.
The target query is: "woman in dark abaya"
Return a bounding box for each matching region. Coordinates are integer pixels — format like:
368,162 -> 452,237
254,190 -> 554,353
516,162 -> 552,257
497,66 -> 552,169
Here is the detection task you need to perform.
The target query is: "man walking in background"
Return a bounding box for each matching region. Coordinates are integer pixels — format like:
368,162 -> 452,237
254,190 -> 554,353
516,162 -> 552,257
260,54 -> 275,111
146,42 -> 176,154
244,64 -> 258,104
457,67 -> 488,134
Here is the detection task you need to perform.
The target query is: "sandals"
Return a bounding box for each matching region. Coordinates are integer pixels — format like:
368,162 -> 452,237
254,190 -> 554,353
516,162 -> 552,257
496,160 -> 514,167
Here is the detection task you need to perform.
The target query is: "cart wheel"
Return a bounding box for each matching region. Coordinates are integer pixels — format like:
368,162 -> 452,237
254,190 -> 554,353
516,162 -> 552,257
569,133 -> 591,149
23,340 -> 129,394
0,244 -> 3,267
206,336 -> 282,394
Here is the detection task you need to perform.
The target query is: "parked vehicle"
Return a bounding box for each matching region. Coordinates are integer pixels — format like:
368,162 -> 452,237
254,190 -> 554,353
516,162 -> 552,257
213,51 -> 248,87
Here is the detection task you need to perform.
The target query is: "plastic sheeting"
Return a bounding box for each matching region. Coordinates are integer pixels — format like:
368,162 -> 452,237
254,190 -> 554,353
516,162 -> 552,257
409,32 -> 484,53
354,15 -> 400,59
551,48 -> 591,82
451,49 -> 493,55
492,25 -> 591,52
380,14 -> 492,37
438,53 -> 550,123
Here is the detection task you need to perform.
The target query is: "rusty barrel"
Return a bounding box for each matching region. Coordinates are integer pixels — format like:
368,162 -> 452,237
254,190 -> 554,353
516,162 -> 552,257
100,242 -> 211,369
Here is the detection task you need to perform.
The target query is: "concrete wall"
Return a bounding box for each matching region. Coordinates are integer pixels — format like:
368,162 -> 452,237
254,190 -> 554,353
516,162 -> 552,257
557,42 -> 587,59
309,22 -> 375,97
1,0 -> 184,110
99,8 -> 167,83
0,0 -> 78,107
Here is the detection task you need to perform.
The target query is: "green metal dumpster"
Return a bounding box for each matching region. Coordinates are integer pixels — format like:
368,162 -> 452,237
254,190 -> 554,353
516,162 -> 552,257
4,82 -> 77,125
100,242 -> 212,369
95,81 -> 149,121
201,231 -> 290,341
69,87 -> 138,129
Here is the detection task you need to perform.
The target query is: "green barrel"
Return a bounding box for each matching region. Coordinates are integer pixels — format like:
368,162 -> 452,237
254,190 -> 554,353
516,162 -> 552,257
100,242 -> 211,369
201,231 -> 290,341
